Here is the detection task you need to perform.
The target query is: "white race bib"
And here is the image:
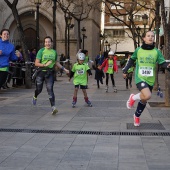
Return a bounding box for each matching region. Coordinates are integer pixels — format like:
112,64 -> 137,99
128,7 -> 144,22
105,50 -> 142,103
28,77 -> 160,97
77,69 -> 84,75
139,66 -> 153,76
109,64 -> 113,68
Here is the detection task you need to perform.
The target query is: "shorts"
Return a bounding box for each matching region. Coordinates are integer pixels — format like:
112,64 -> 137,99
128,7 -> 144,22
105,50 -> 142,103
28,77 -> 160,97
136,81 -> 153,92
75,85 -> 87,89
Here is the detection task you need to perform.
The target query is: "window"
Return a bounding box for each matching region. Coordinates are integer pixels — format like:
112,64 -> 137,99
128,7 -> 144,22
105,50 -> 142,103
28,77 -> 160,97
134,15 -> 142,21
110,2 -> 124,9
105,29 -> 125,37
110,16 -> 124,23
113,30 -> 125,37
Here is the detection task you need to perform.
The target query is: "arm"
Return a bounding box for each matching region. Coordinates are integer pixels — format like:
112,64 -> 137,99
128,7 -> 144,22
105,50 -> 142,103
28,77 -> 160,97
122,58 -> 135,73
159,62 -> 170,72
87,69 -> 92,76
56,61 -> 69,74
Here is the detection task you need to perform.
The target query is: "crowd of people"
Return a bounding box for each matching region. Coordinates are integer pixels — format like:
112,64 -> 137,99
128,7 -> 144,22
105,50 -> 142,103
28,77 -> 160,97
1,28 -> 170,127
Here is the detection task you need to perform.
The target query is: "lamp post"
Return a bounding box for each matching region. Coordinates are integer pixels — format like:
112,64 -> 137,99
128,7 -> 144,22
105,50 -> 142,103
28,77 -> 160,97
81,27 -> 87,50
136,26 -> 141,47
34,0 -> 42,51
142,14 -> 148,33
66,15 -> 72,59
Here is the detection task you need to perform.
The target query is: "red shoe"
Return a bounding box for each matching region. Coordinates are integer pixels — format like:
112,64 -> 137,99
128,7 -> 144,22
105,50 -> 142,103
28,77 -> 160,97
126,94 -> 135,109
134,114 -> 140,126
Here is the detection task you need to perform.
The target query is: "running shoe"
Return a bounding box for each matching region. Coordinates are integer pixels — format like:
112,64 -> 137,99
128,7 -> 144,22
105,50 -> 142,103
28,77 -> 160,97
51,106 -> 58,115
72,101 -> 76,108
134,114 -> 140,126
86,100 -> 92,107
32,96 -> 37,105
126,94 -> 135,109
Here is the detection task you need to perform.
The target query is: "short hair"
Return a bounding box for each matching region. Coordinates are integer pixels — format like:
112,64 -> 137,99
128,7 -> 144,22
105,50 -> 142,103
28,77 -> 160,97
0,28 -> 10,35
15,45 -> 22,50
44,36 -> 53,42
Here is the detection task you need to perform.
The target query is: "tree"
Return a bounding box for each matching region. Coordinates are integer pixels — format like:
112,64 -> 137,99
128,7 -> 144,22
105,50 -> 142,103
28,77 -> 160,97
57,0 -> 99,49
102,0 -> 156,49
160,0 -> 170,106
4,0 -> 32,89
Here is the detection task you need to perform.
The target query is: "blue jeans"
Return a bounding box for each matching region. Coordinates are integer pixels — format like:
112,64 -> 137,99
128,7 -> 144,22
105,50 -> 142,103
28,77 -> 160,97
34,70 -> 55,107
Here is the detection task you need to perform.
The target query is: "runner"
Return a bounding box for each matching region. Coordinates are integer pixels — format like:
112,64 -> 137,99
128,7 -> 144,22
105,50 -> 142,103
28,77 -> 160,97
123,31 -> 170,126
69,52 -> 92,107
32,36 -> 69,115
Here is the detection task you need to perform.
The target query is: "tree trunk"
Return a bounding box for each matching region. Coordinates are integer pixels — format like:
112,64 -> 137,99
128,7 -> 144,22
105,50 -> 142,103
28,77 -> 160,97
160,0 -> 170,106
11,5 -> 32,88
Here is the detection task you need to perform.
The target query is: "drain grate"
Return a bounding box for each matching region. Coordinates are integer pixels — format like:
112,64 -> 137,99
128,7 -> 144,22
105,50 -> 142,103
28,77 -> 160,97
127,123 -> 165,130
0,128 -> 170,136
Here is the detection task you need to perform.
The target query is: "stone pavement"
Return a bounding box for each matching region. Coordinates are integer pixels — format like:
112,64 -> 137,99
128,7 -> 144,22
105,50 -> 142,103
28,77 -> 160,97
0,69 -> 170,170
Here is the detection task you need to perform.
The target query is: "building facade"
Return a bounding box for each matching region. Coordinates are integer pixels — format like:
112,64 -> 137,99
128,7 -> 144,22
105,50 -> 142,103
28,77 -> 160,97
0,0 -> 101,62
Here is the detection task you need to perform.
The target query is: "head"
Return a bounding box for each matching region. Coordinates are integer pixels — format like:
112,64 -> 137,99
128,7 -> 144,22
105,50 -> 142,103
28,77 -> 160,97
142,31 -> 155,45
81,49 -> 88,56
31,48 -> 36,54
97,63 -> 101,68
108,51 -> 115,59
0,29 -> 10,41
44,36 -> 53,49
77,52 -> 85,64
15,45 -> 22,52
127,54 -> 131,59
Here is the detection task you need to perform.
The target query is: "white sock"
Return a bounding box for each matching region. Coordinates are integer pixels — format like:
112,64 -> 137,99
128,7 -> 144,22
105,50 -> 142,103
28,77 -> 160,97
132,93 -> 140,101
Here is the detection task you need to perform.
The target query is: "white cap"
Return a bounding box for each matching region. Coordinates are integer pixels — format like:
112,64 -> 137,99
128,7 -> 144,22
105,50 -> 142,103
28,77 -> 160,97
108,51 -> 115,55
77,53 -> 85,60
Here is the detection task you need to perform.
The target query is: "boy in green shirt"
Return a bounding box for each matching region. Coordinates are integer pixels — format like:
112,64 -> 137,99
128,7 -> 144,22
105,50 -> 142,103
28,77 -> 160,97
69,52 -> 92,107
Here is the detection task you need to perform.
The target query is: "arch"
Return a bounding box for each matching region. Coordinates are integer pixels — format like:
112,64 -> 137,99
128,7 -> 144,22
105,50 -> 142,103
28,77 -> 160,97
3,5 -> 64,41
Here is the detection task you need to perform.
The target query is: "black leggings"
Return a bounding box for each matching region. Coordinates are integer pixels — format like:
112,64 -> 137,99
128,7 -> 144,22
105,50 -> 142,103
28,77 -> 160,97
105,73 -> 115,86
0,71 -> 8,88
34,71 -> 55,107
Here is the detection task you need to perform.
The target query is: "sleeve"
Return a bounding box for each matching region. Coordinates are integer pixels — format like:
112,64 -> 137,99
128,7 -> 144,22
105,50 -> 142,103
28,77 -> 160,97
36,48 -> 43,61
100,59 -> 106,69
87,69 -> 92,76
156,49 -> 166,64
9,45 -> 18,62
122,58 -> 135,74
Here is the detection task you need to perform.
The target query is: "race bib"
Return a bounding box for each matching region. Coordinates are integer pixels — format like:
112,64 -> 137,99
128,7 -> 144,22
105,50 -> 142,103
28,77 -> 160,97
109,64 -> 113,68
139,66 -> 153,76
77,69 -> 84,75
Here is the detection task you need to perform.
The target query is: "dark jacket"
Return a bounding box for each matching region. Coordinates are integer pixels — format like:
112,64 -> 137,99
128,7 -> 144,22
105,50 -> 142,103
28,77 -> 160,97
92,65 -> 105,81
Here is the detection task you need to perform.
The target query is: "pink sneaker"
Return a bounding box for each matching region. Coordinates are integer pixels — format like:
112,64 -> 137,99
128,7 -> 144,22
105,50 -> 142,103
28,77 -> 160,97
126,94 -> 135,109
134,114 -> 140,126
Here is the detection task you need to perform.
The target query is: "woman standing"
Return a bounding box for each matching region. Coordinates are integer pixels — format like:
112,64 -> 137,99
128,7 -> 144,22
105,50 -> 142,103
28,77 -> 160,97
0,29 -> 20,89
123,31 -> 170,126
32,36 -> 69,115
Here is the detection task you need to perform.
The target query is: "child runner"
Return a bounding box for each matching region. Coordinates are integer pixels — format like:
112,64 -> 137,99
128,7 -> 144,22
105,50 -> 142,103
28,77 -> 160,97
100,51 -> 118,92
92,63 -> 105,88
123,54 -> 135,89
123,31 -> 170,126
69,52 -> 92,107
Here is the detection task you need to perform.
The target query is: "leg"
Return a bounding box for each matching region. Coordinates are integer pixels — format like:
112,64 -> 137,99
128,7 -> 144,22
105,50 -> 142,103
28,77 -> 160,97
0,71 -> 8,88
126,78 -> 128,89
106,73 -> 109,86
97,80 -> 100,88
72,86 -> 79,107
82,89 -> 92,107
32,71 -> 45,105
110,74 -> 115,87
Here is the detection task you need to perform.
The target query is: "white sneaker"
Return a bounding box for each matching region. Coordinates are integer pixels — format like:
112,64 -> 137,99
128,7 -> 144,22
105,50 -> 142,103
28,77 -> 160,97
51,106 -> 58,115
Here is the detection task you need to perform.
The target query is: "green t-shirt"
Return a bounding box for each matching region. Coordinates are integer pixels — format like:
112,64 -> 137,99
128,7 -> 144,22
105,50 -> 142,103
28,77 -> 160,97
83,55 -> 89,64
107,59 -> 114,74
131,47 -> 165,86
0,67 -> 8,71
72,62 -> 90,85
36,48 -> 57,69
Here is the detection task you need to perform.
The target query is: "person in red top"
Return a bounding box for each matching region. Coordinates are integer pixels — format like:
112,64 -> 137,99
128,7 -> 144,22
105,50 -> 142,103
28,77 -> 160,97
100,51 -> 118,92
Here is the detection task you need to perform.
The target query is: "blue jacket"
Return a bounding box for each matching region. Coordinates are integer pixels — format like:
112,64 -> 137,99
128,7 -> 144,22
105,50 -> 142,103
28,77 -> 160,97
0,38 -> 18,68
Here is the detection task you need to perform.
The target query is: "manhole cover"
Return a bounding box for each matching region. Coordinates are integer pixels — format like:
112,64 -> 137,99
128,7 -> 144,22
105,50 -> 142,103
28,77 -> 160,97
127,123 -> 165,130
